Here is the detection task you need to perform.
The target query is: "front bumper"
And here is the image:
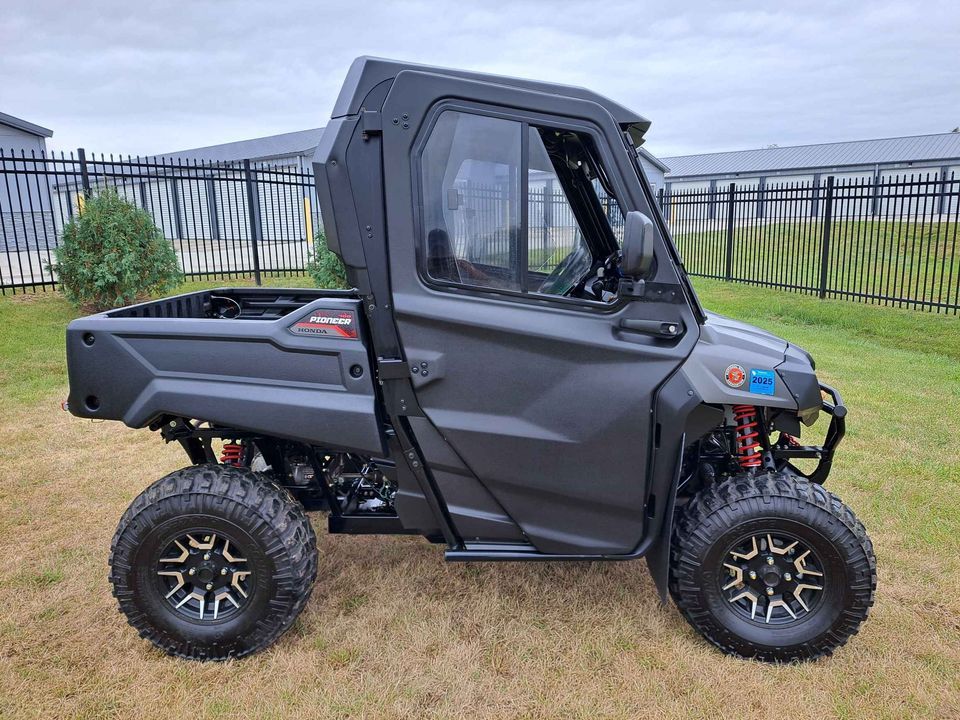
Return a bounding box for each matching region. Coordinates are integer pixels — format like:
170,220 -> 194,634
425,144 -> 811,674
771,383 -> 847,484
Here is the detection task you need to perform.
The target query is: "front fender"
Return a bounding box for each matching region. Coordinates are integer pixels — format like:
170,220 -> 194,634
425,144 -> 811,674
644,369 -> 724,601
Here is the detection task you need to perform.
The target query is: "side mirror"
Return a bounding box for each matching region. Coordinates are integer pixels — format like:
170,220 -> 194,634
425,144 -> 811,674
621,211 -> 655,278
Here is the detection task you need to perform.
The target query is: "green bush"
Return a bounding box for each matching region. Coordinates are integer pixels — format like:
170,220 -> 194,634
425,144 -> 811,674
307,230 -> 348,289
50,189 -> 182,311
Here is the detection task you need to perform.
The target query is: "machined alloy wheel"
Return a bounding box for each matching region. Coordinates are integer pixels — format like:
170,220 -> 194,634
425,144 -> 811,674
669,472 -> 876,662
110,464 -> 318,660
720,531 -> 825,625
155,531 -> 253,622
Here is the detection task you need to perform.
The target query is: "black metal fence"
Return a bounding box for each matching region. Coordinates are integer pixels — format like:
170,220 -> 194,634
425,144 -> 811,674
2,147 -> 958,314
0,148 -> 319,292
659,173 -> 959,313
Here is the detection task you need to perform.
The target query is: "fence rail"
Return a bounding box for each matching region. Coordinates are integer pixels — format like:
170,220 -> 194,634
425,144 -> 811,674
659,173 -> 959,313
2,147 -> 958,313
0,148 -> 319,292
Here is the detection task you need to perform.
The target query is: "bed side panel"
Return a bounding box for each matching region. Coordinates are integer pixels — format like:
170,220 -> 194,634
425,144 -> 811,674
66,298 -> 384,455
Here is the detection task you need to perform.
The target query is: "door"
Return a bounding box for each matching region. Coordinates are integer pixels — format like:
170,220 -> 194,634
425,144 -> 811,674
381,79 -> 696,555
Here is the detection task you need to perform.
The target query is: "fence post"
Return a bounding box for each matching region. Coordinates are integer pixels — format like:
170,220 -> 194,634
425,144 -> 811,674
77,148 -> 91,213
810,173 -> 821,217
818,175 -> 835,299
170,179 -> 184,240
724,182 -> 736,281
656,187 -> 664,211
544,179 -> 553,248
937,167 -> 950,216
243,159 -> 263,285
205,178 -> 220,240
871,168 -> 881,216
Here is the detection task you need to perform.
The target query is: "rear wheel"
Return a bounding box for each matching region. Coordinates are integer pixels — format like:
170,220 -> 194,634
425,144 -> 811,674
109,464 -> 318,660
669,473 -> 876,662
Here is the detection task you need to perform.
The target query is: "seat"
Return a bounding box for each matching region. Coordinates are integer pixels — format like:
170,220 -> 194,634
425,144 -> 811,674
426,229 -> 461,282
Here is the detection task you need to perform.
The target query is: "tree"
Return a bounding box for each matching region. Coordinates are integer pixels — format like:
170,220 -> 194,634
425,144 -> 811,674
49,189 -> 182,311
306,230 -> 348,289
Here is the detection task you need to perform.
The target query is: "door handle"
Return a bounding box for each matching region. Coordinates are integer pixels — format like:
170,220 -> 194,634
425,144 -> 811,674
618,319 -> 684,338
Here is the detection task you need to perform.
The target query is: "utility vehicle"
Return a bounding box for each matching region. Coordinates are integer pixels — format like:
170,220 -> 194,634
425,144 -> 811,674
66,57 -> 876,662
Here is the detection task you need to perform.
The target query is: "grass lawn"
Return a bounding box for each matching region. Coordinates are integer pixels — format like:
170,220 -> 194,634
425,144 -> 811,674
0,276 -> 958,719
672,221 -> 960,310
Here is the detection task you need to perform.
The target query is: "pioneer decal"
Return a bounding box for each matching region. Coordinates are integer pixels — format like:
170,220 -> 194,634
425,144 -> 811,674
288,309 -> 359,339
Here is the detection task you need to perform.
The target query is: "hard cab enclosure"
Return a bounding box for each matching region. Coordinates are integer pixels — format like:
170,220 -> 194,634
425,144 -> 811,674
65,58 -> 872,663
312,57 -> 828,560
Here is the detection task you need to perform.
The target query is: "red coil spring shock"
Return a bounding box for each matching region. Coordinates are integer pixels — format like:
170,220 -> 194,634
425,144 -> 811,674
220,441 -> 244,467
732,405 -> 763,470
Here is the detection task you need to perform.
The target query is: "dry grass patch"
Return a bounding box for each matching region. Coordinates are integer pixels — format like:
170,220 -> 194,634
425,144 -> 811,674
0,392 -> 957,719
0,279 -> 958,718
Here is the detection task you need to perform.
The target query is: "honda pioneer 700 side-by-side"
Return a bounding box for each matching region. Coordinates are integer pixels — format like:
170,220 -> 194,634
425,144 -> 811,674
65,58 -> 876,662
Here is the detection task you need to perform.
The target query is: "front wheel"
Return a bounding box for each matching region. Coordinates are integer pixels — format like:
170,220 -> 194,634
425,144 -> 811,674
669,473 -> 876,662
109,464 -> 318,660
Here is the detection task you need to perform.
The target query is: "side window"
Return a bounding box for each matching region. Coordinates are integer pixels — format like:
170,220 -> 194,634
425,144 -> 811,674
527,127 -> 590,287
420,110 -> 624,299
421,112 -> 522,292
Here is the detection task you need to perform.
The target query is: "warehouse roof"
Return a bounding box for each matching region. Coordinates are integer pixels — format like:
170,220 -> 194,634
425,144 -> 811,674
662,132 -> 960,178
638,147 -> 669,173
157,127 -> 325,164
0,111 -> 53,138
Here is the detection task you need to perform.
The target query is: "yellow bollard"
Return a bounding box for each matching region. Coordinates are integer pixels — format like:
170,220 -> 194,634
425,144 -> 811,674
303,197 -> 314,245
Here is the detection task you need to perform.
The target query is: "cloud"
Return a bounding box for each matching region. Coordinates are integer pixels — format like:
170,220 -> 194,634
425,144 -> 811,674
1,0 -> 956,157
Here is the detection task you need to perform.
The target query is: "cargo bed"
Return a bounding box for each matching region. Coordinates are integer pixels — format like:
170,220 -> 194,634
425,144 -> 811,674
65,288 -> 385,455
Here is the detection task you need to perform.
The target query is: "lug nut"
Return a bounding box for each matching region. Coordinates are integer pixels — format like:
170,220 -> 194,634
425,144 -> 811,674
766,587 -> 774,596
203,553 -> 211,561
749,571 -> 758,580
784,572 -> 793,582
221,568 -> 228,575
766,556 -> 775,566
206,583 -> 213,591
188,568 -> 196,576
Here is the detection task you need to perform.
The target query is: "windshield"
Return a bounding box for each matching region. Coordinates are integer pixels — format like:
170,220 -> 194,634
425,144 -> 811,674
624,135 -> 705,321
536,240 -> 594,296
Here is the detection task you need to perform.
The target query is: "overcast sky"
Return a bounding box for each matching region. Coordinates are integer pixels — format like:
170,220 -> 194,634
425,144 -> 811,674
2,0 -> 958,159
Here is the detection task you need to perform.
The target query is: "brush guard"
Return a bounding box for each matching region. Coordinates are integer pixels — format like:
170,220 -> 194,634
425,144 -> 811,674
771,383 -> 846,484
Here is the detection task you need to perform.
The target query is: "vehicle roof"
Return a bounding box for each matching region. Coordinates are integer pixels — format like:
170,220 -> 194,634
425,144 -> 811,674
331,56 -> 651,140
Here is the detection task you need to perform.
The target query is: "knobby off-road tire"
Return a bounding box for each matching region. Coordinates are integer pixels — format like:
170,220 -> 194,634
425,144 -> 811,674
669,473 -> 876,662
109,464 -> 318,660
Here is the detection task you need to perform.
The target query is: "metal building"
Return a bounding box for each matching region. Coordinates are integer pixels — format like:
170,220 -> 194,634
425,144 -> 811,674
141,128 -> 326,242
636,147 -> 669,193
0,111 -> 52,156
162,129 -> 670,190
157,127 -> 323,169
660,132 -> 960,192
1,112 -> 55,250
153,129 -> 669,237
